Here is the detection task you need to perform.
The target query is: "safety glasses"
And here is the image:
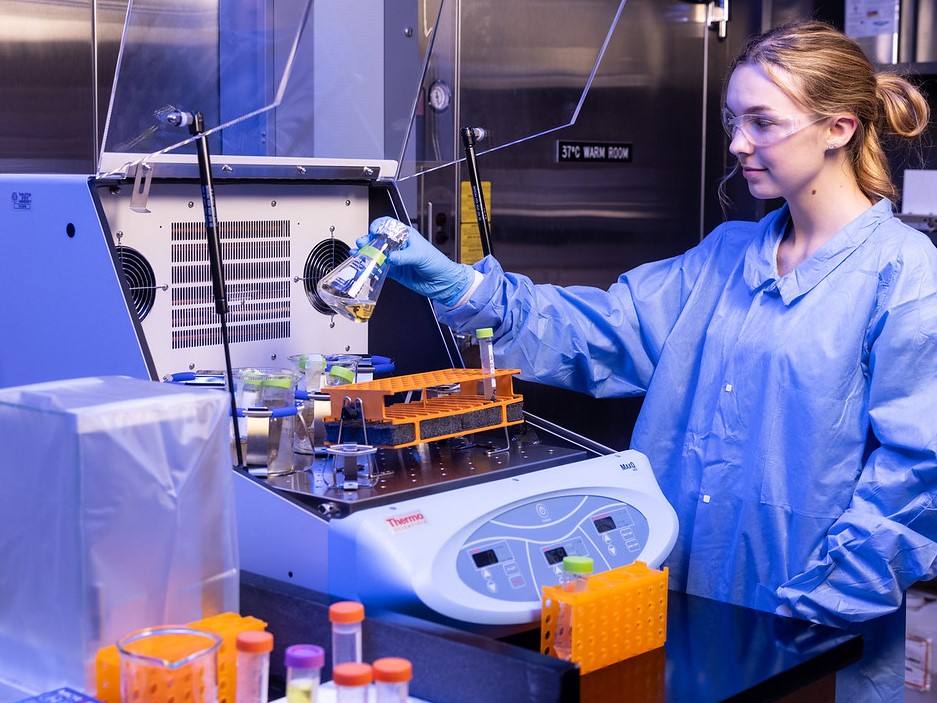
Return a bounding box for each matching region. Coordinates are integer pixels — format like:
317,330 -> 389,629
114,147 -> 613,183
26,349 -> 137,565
721,108 -> 827,147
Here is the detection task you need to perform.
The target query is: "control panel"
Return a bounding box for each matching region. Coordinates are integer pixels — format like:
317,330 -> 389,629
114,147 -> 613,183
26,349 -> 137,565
457,496 -> 650,601
326,450 -> 679,626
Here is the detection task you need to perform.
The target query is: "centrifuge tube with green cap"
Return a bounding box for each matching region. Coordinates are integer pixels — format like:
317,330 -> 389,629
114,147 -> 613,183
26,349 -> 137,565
317,218 -> 409,323
475,327 -> 496,400
553,555 -> 594,661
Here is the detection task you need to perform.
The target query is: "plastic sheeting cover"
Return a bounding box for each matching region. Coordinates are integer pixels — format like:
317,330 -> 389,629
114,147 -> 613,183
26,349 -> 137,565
0,375 -> 239,695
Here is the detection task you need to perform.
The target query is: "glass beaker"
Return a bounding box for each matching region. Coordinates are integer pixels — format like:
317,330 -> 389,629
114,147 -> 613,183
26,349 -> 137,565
117,625 -> 222,703
317,218 -> 409,323
233,367 -> 300,475
234,367 -> 298,408
323,357 -> 359,387
289,354 -> 326,454
288,353 -> 326,394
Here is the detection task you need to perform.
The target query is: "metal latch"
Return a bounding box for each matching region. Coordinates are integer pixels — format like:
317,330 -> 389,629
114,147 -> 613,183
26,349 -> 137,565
130,161 -> 153,213
707,0 -> 729,40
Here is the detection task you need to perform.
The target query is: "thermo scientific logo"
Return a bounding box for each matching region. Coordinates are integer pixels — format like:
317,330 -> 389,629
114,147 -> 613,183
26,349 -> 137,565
385,511 -> 427,533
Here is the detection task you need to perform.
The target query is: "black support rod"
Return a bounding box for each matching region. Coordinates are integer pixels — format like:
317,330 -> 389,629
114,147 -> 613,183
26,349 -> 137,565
460,126 -> 492,257
189,111 -> 244,467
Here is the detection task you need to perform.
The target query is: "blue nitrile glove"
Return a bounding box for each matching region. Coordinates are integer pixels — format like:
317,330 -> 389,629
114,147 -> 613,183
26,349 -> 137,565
362,217 -> 474,306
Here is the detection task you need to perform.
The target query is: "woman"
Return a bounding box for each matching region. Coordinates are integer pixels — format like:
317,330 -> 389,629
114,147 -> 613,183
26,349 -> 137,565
375,20 -> 935,700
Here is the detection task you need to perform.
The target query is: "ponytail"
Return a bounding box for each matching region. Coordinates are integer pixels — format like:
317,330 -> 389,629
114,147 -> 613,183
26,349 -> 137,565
851,73 -> 930,203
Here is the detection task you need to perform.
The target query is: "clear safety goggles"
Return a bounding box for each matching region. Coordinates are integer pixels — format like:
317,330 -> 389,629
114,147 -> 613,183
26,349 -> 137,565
721,108 -> 826,147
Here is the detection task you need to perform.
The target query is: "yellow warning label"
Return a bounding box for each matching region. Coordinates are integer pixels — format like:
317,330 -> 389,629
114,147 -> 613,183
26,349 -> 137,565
460,180 -> 491,265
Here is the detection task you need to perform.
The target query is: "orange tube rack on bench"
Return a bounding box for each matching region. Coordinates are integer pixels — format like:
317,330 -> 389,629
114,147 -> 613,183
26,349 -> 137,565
318,368 -> 525,448
95,612 -> 268,703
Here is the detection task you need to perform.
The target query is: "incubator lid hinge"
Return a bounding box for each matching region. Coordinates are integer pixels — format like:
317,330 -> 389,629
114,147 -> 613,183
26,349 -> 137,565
130,162 -> 154,213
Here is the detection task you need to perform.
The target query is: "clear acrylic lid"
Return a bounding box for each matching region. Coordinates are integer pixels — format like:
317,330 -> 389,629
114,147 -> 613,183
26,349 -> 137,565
98,0 -> 626,181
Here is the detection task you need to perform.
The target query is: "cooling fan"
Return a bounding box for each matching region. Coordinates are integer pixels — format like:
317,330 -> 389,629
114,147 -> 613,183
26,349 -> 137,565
303,238 -> 351,315
115,245 -> 158,321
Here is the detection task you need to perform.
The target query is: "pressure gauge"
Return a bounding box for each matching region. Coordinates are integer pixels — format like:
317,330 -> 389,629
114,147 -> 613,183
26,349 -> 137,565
428,81 -> 452,113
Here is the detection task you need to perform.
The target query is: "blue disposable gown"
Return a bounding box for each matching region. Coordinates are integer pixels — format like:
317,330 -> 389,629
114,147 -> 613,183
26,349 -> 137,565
436,200 -> 937,699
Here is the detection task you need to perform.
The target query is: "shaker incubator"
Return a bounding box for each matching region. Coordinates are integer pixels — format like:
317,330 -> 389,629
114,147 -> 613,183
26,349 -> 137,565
0,0 -> 674,635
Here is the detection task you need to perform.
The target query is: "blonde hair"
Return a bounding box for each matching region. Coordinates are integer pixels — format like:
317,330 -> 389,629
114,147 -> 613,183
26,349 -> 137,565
723,20 -> 929,204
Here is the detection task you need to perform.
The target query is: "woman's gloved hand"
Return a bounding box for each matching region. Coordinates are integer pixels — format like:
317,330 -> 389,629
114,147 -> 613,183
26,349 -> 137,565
363,217 -> 474,306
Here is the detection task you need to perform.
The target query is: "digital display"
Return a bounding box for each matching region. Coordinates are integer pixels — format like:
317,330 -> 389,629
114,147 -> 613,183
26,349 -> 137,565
471,549 -> 499,568
544,546 -> 568,565
593,515 -> 616,533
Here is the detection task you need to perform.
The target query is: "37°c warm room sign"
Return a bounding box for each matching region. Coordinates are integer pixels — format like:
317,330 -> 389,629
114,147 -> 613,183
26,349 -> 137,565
556,140 -> 632,163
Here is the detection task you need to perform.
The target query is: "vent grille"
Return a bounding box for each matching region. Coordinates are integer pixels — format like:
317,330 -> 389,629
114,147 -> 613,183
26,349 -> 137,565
116,246 -> 157,321
303,238 -> 352,315
171,220 -> 290,349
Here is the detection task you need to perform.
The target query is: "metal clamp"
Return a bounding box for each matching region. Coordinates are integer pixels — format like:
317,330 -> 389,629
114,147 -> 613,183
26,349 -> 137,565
336,396 -> 369,446
707,0 -> 729,40
244,408 -> 274,470
326,442 -> 378,488
130,162 -> 154,213
327,396 -> 380,484
241,405 -> 297,472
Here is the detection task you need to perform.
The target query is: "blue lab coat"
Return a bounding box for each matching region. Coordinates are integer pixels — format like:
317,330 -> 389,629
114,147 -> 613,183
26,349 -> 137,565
437,199 -> 937,700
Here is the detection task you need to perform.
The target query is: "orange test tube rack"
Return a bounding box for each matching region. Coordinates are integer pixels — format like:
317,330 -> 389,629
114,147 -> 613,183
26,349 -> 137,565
319,368 -> 525,448
94,612 -> 267,703
541,561 -> 668,675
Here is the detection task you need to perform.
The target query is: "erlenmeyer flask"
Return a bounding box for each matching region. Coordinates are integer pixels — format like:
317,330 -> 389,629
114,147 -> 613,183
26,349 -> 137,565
317,218 -> 409,323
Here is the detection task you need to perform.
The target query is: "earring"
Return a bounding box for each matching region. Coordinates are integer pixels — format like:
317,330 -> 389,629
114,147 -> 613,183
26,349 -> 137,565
827,143 -> 838,150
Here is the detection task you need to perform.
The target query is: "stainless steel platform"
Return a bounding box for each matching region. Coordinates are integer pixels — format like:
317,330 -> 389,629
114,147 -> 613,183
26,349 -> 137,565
258,425 -> 590,517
